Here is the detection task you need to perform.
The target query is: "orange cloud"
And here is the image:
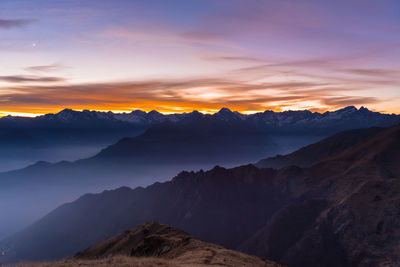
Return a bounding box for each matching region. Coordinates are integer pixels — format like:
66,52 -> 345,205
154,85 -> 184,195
0,77 -> 390,117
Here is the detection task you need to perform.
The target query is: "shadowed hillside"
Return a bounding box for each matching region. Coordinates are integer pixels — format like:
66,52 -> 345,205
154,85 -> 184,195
256,126 -> 386,169
3,124 -> 400,266
1,106 -> 398,239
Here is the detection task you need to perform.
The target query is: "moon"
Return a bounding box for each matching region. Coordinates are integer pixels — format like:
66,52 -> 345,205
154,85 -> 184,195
32,43 -> 37,47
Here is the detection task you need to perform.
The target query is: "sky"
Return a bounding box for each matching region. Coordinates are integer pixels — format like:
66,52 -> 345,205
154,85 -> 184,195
0,0 -> 399,116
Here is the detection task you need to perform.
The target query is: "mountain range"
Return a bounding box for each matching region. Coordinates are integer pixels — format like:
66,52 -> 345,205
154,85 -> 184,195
2,123 -> 400,266
2,106 -> 399,240
2,106 -> 398,131
1,106 -> 398,171
255,126 -> 386,169
4,106 -> 397,171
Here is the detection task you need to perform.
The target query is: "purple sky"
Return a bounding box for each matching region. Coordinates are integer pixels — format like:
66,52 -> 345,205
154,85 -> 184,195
0,0 -> 399,116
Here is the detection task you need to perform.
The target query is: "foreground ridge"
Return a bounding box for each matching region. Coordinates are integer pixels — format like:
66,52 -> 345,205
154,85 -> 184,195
14,222 -> 283,267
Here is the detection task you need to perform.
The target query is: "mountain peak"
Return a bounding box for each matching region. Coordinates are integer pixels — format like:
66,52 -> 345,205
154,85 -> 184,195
214,107 -> 240,121
217,107 -> 233,114
130,110 -> 147,116
359,106 -> 370,112
190,110 -> 201,115
336,106 -> 358,112
54,108 -> 81,120
148,110 -> 160,114
57,108 -> 75,114
186,110 -> 203,118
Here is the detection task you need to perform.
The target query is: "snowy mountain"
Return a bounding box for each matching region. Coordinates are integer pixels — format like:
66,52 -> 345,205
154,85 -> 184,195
1,106 -> 398,131
0,106 -> 398,173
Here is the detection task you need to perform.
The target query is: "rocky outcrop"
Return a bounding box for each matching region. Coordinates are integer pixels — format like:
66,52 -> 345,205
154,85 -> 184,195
74,222 -> 282,267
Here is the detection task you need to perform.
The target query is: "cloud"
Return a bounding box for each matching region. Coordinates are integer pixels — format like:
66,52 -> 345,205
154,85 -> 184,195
0,77 -> 386,114
231,53 -> 400,90
340,68 -> 400,78
0,19 -> 35,29
25,64 -> 65,73
321,96 -> 380,107
180,30 -> 223,41
205,56 -> 263,63
0,75 -> 65,83
235,56 -> 361,74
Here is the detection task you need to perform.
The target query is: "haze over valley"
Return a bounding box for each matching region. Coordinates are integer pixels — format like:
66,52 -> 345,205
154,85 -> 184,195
0,106 -> 398,240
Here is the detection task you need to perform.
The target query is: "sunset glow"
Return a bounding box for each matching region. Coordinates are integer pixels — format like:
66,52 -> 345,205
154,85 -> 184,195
1,0 -> 399,116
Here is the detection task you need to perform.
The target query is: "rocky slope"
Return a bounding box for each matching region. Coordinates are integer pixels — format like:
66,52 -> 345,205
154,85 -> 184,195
10,222 -> 282,267
256,126 -> 385,169
76,222 -> 281,266
2,124 -> 400,266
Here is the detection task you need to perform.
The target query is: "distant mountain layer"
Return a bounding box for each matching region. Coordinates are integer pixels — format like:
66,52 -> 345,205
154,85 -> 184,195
0,112 -> 280,239
0,105 -> 398,170
1,106 -> 399,133
0,111 -> 277,240
3,124 -> 400,266
0,106 -> 398,172
256,126 -> 386,168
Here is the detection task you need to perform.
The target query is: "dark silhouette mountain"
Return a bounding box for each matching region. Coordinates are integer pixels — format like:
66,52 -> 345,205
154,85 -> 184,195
0,106 -> 398,171
0,111 -> 276,240
6,106 -> 389,239
241,124 -> 400,266
0,109 -> 149,173
256,126 -> 386,169
0,106 -> 398,240
4,106 -> 397,130
90,113 -> 278,165
2,124 -> 400,266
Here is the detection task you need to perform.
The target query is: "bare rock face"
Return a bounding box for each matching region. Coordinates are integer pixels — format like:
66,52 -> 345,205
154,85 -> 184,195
75,222 -> 191,259
75,222 -> 282,267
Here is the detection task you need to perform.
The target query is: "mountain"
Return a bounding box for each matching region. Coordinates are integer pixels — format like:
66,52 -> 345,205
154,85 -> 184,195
2,124 -> 400,266
3,106 -> 397,131
14,222 -> 282,267
0,113 -> 279,239
90,113 -> 278,165
2,106 -> 398,139
256,126 -> 386,169
241,124 -> 400,266
0,106 -> 398,172
2,106 -> 398,176
74,222 -> 281,267
0,106 -> 398,240
0,109 -> 150,172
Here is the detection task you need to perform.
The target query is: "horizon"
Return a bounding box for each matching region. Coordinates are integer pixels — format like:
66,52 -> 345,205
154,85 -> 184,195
1,105 -> 396,118
1,0 -> 400,116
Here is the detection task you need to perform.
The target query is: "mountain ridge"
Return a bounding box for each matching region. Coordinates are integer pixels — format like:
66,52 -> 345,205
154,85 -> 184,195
13,222 -> 283,267
1,108 -> 400,261
2,106 -> 399,131
73,221 -> 282,267
255,126 -> 387,169
3,124 -> 400,266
